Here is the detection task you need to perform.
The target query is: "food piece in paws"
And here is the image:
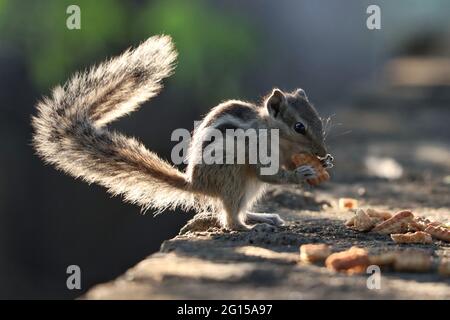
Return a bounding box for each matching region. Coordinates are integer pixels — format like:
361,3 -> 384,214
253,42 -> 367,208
325,247 -> 369,273
393,251 -> 432,272
438,259 -> 450,277
366,208 -> 392,221
353,209 -> 375,232
372,210 -> 414,234
338,198 -> 358,210
424,225 -> 450,242
390,231 -> 433,244
291,153 -> 330,186
300,244 -> 332,263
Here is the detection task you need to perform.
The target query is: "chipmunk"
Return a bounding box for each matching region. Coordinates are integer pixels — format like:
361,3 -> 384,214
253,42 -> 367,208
32,35 -> 333,231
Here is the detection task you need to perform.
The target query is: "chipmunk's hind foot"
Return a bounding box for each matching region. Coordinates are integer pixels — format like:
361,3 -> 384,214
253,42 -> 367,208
245,212 -> 285,226
179,212 -> 221,235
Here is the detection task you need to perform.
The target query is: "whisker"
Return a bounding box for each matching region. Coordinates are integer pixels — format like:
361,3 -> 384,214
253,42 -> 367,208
326,129 -> 352,142
335,129 -> 352,136
321,114 -> 341,141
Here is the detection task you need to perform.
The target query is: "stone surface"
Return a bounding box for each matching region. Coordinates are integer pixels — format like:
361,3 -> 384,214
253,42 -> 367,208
84,182 -> 450,300
84,93 -> 450,299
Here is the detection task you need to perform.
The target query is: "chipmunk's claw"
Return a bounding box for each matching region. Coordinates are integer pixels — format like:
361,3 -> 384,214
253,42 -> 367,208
295,165 -> 317,179
320,154 -> 334,169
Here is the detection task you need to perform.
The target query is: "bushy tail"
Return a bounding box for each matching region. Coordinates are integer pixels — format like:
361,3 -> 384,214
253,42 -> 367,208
32,35 -> 197,212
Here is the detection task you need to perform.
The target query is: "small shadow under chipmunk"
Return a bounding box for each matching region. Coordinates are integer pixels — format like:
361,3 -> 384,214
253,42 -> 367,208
179,190 -> 331,234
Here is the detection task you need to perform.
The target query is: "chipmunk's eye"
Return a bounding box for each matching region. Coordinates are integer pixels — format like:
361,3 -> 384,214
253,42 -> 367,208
294,122 -> 306,134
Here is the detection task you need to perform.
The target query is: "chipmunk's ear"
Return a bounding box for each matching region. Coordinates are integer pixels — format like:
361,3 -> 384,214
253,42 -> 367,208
266,88 -> 285,118
293,88 -> 308,100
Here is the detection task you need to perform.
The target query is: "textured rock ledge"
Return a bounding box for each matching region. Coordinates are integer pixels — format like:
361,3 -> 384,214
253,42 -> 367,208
84,183 -> 450,299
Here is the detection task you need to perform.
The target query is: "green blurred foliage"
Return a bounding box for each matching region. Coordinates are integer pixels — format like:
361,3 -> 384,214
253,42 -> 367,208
134,0 -> 257,99
0,0 -> 128,89
0,0 -> 257,99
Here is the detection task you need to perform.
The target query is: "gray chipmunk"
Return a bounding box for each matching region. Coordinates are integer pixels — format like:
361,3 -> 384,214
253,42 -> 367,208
32,35 -> 333,231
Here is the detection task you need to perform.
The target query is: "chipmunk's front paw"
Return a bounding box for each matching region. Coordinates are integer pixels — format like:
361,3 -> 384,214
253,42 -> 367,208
294,165 -> 317,182
245,212 -> 285,226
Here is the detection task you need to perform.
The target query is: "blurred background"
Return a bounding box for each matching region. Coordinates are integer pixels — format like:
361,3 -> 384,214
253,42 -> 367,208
0,0 -> 449,299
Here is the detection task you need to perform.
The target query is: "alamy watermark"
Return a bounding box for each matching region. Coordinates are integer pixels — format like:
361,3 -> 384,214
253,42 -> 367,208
366,5 -> 381,30
66,265 -> 81,290
171,123 -> 280,176
366,265 -> 381,290
66,5 -> 81,30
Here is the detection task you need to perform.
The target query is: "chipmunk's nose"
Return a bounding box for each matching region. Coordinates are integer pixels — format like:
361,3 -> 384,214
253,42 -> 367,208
314,144 -> 328,158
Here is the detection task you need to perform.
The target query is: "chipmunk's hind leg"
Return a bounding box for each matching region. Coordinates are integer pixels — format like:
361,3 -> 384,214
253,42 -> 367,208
179,202 -> 250,234
221,199 -> 251,231
179,211 -> 221,235
241,178 -> 285,227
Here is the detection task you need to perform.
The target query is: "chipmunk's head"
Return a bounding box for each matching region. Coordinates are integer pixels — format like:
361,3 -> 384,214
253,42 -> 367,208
265,88 -> 327,157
